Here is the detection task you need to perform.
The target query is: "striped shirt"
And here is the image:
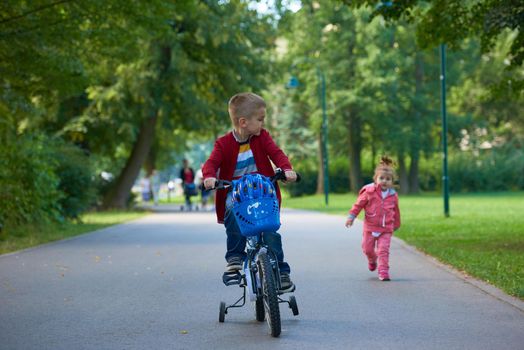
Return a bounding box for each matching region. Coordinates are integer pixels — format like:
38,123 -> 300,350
233,141 -> 258,178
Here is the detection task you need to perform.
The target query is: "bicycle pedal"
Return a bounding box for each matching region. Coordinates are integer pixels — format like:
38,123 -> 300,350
222,271 -> 242,286
279,285 -> 296,294
224,279 -> 241,286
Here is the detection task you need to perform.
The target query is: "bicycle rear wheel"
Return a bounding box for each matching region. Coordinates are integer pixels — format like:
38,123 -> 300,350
257,250 -> 281,337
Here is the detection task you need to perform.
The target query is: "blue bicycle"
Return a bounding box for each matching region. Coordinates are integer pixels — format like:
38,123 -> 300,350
206,169 -> 300,337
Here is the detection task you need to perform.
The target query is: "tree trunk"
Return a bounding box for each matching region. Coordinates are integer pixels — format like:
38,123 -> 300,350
398,154 -> 409,194
408,154 -> 420,193
348,113 -> 363,193
101,44 -> 171,208
144,140 -> 158,177
102,115 -> 158,208
408,52 -> 424,194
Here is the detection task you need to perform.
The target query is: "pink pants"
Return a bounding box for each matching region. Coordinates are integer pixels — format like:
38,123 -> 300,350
362,231 -> 392,276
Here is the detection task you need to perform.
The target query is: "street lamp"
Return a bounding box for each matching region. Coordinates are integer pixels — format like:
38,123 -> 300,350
287,65 -> 329,206
440,44 -> 450,217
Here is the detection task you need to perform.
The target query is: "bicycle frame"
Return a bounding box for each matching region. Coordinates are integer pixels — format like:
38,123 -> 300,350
221,233 -> 282,310
214,169 -> 301,335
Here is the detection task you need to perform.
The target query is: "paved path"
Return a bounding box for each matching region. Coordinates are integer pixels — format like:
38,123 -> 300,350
1,209 -> 523,349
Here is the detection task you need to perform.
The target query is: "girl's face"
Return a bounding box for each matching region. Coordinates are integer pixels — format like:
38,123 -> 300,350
375,171 -> 393,191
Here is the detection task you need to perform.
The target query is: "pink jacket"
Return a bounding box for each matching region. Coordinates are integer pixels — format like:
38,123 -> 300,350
348,183 -> 401,233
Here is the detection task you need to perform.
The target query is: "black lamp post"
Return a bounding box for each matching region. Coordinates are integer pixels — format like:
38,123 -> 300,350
440,44 -> 450,217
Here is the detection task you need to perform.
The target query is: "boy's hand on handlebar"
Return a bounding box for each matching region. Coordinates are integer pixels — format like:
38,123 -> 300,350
284,170 -> 297,183
204,177 -> 216,190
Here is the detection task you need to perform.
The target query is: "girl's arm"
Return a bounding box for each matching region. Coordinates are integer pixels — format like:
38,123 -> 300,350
346,189 -> 368,227
394,199 -> 401,230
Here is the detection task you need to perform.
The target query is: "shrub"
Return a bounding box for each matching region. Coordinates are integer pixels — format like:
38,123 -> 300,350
447,142 -> 524,192
0,133 -> 96,233
0,134 -> 62,230
285,167 -> 317,197
329,157 -> 351,193
53,142 -> 96,218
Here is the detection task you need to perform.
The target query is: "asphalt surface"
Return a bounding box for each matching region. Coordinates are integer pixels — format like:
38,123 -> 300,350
1,208 -> 523,350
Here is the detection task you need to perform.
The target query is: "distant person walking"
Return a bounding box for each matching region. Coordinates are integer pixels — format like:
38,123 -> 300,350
345,156 -> 401,281
151,170 -> 161,206
140,176 -> 151,203
180,159 -> 196,211
195,164 -> 211,211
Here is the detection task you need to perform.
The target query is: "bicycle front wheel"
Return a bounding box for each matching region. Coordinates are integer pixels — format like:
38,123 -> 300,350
257,250 -> 281,337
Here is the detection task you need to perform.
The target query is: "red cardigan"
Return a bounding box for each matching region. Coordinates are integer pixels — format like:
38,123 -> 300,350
202,129 -> 293,223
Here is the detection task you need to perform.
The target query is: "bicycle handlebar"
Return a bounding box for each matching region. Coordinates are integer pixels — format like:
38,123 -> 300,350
200,168 -> 301,192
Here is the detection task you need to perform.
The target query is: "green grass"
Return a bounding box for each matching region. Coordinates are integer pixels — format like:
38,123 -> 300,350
0,210 -> 148,255
283,191 -> 524,299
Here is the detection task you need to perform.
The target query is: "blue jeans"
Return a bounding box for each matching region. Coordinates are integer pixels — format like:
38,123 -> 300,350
224,193 -> 291,274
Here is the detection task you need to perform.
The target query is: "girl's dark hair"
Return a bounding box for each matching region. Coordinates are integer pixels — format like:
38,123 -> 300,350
374,156 -> 397,180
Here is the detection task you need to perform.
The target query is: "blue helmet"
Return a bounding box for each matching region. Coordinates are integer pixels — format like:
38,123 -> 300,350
232,174 -> 276,203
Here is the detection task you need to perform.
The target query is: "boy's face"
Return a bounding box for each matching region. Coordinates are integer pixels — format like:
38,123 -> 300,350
375,171 -> 393,191
240,107 -> 265,136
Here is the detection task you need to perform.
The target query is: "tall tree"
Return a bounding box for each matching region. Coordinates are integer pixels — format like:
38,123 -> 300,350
84,1 -> 276,207
340,0 -> 524,93
277,3 -> 445,193
0,1 -> 174,129
2,1 -> 277,208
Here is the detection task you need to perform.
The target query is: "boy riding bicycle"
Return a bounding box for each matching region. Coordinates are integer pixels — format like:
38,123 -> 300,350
202,92 -> 297,292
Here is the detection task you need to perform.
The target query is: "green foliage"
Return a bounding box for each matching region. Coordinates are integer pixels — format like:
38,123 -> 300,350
274,2 -> 522,194
284,156 -> 352,197
329,156 -> 351,193
0,0 -> 176,121
53,143 -> 96,218
447,35 -> 524,141
0,133 -> 62,229
285,166 -> 317,197
273,4 -> 444,192
0,129 -> 97,231
415,156 -> 440,192
342,0 -> 524,69
2,1 -> 278,209
448,142 -> 524,192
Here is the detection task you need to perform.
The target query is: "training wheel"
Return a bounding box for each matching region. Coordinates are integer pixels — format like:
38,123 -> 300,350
289,295 -> 299,316
219,301 -> 226,322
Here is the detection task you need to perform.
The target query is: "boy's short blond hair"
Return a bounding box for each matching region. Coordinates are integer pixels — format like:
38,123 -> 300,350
228,92 -> 266,127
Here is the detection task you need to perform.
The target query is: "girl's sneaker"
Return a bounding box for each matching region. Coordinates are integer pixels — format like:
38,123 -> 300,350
379,274 -> 390,281
368,261 -> 377,271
